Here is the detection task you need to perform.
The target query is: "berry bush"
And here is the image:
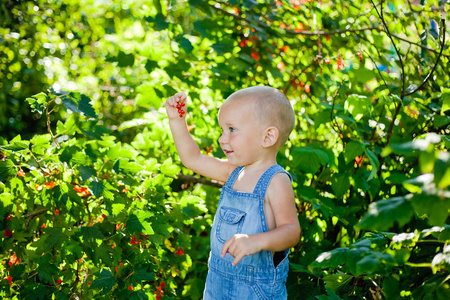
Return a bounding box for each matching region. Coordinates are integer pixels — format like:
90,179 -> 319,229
1,0 -> 449,299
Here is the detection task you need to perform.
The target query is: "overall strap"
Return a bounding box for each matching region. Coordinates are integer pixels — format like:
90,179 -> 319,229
252,165 -> 292,196
224,166 -> 244,188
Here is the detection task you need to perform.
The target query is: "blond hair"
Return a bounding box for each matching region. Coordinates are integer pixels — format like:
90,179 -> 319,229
225,86 -> 295,147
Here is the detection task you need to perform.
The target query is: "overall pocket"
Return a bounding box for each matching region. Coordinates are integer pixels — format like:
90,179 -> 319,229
215,206 -> 246,243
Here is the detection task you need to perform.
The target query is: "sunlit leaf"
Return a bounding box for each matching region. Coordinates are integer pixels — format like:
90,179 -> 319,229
357,195 -> 414,231
91,269 -> 115,294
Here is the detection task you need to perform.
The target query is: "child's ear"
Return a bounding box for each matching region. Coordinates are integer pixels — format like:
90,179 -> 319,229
262,126 -> 279,147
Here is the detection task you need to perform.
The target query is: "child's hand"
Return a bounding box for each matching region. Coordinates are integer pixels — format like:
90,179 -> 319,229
165,92 -> 187,120
221,234 -> 262,266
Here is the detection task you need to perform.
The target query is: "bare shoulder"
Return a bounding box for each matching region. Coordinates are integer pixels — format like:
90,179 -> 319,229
266,171 -> 298,228
266,171 -> 294,203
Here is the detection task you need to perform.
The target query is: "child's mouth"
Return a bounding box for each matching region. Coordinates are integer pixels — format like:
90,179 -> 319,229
223,150 -> 233,156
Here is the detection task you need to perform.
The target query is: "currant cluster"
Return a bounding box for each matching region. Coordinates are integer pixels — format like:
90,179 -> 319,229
154,281 -> 166,300
176,102 -> 185,118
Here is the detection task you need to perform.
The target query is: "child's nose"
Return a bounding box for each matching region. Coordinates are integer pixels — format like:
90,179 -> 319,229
218,134 -> 226,144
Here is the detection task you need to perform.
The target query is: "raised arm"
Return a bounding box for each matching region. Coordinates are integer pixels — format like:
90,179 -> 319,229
165,93 -> 234,183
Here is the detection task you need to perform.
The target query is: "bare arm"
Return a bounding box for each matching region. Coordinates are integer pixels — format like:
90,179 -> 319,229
221,173 -> 300,265
165,93 -> 234,182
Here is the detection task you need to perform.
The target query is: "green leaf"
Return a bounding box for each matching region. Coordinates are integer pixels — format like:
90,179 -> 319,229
117,50 -> 135,67
10,263 -> 26,281
243,0 -> 258,9
79,120 -> 112,138
93,243 -> 114,267
316,286 -> 344,300
77,94 -> 98,118
292,146 -> 329,174
56,114 -> 77,136
355,253 -> 380,275
330,173 -> 350,198
179,36 -> 194,53
36,254 -> 59,284
152,215 -> 174,237
91,269 -> 115,294
31,134 -> 51,146
106,143 -> 137,160
113,158 -> 143,176
78,226 -> 105,248
0,160 -> 16,181
382,276 -> 400,299
164,59 -> 190,79
442,92 -> 450,113
345,94 -> 372,121
344,140 -> 365,164
357,195 -> 415,231
89,181 -> 103,198
112,203 -> 126,216
434,152 -> 450,188
26,92 -> 48,114
22,283 -> 49,299
127,211 -> 154,235
160,157 -> 181,177
62,92 -> 97,118
43,227 -> 68,249
434,115 -> 450,127
309,247 -> 349,273
180,195 -> 207,217
154,13 -> 169,31
129,290 -> 150,300
411,192 -> 450,227
62,240 -> 83,261
383,133 -> 441,156
323,271 -> 353,293
132,264 -> 156,282
144,60 -> 159,73
0,140 -> 29,152
79,165 -> 96,181
365,149 -> 380,181
135,82 -> 160,107
431,245 -> 450,271
71,151 -> 93,165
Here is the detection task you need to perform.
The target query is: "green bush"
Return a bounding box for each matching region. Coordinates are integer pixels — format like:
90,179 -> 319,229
1,0 -> 449,299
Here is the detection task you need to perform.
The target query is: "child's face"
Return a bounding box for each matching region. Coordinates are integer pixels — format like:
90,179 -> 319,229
218,97 -> 266,166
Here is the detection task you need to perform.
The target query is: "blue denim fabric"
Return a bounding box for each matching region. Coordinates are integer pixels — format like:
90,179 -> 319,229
203,165 -> 291,300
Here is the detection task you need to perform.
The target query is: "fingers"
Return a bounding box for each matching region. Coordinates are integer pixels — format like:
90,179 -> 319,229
221,239 -> 245,266
175,92 -> 187,103
165,93 -> 187,107
221,235 -> 251,266
232,252 -> 245,266
165,92 -> 187,119
221,237 -> 233,258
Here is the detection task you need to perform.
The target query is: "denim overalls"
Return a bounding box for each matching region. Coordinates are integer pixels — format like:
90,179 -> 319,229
203,165 -> 290,300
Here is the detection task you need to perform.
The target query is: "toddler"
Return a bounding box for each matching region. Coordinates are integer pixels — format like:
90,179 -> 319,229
165,86 -> 300,299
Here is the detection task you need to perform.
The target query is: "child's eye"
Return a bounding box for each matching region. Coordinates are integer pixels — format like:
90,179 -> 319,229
229,127 -> 235,133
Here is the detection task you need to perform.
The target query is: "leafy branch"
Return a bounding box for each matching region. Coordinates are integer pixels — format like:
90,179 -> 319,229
209,1 -> 449,58
403,18 -> 447,96
370,0 -> 406,99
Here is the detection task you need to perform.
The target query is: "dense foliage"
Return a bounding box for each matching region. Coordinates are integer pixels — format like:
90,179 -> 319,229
1,0 -> 449,299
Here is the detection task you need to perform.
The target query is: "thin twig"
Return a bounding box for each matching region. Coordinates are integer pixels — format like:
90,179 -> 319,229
176,173 -> 223,188
208,2 -> 449,57
24,208 -> 48,231
45,99 -> 60,148
370,0 -> 406,99
364,49 -> 392,94
28,149 -> 47,175
329,81 -> 345,140
403,18 -> 446,96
